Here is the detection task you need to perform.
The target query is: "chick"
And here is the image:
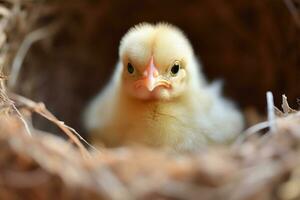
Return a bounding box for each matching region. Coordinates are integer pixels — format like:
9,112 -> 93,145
84,23 -> 244,151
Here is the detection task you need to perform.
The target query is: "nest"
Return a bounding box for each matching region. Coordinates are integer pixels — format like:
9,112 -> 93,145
0,1 -> 300,200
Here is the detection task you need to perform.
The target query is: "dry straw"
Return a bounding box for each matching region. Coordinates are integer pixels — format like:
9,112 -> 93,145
0,1 -> 299,200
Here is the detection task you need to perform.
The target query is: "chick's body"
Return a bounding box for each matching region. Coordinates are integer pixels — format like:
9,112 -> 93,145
84,23 -> 244,151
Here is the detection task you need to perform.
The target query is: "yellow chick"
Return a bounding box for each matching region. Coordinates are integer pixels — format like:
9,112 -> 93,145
84,23 -> 244,151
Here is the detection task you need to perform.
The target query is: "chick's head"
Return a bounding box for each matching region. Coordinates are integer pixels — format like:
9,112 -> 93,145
119,23 -> 195,101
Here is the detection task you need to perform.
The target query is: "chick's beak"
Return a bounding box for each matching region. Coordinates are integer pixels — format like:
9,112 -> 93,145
143,56 -> 159,91
134,56 -> 170,91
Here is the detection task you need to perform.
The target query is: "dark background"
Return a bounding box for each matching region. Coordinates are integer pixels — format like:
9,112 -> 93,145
14,0 -> 300,137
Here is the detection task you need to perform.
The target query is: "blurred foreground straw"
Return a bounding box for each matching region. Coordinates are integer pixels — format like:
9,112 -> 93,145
0,1 -> 300,200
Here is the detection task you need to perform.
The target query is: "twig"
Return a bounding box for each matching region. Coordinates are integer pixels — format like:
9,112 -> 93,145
8,22 -> 60,89
11,103 -> 32,136
283,0 -> 300,28
8,93 -> 99,158
0,88 -> 32,136
232,121 -> 270,147
282,94 -> 297,115
282,94 -> 290,114
267,91 -> 276,133
233,92 -> 278,147
62,124 -> 99,153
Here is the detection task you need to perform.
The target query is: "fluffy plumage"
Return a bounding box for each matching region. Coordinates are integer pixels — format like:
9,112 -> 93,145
84,23 -> 244,151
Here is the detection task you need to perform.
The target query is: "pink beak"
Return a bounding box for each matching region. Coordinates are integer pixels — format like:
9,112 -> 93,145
135,56 -> 159,91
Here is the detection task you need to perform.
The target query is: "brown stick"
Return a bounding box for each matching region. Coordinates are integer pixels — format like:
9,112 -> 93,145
8,93 -> 99,159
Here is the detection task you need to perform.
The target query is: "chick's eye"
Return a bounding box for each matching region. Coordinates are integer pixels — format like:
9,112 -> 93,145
127,63 -> 134,74
170,62 -> 180,76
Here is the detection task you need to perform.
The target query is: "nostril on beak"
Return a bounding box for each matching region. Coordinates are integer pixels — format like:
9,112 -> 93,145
153,70 -> 159,77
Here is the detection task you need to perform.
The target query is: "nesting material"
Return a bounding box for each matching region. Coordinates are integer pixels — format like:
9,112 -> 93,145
0,1 -> 300,200
0,96 -> 300,200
